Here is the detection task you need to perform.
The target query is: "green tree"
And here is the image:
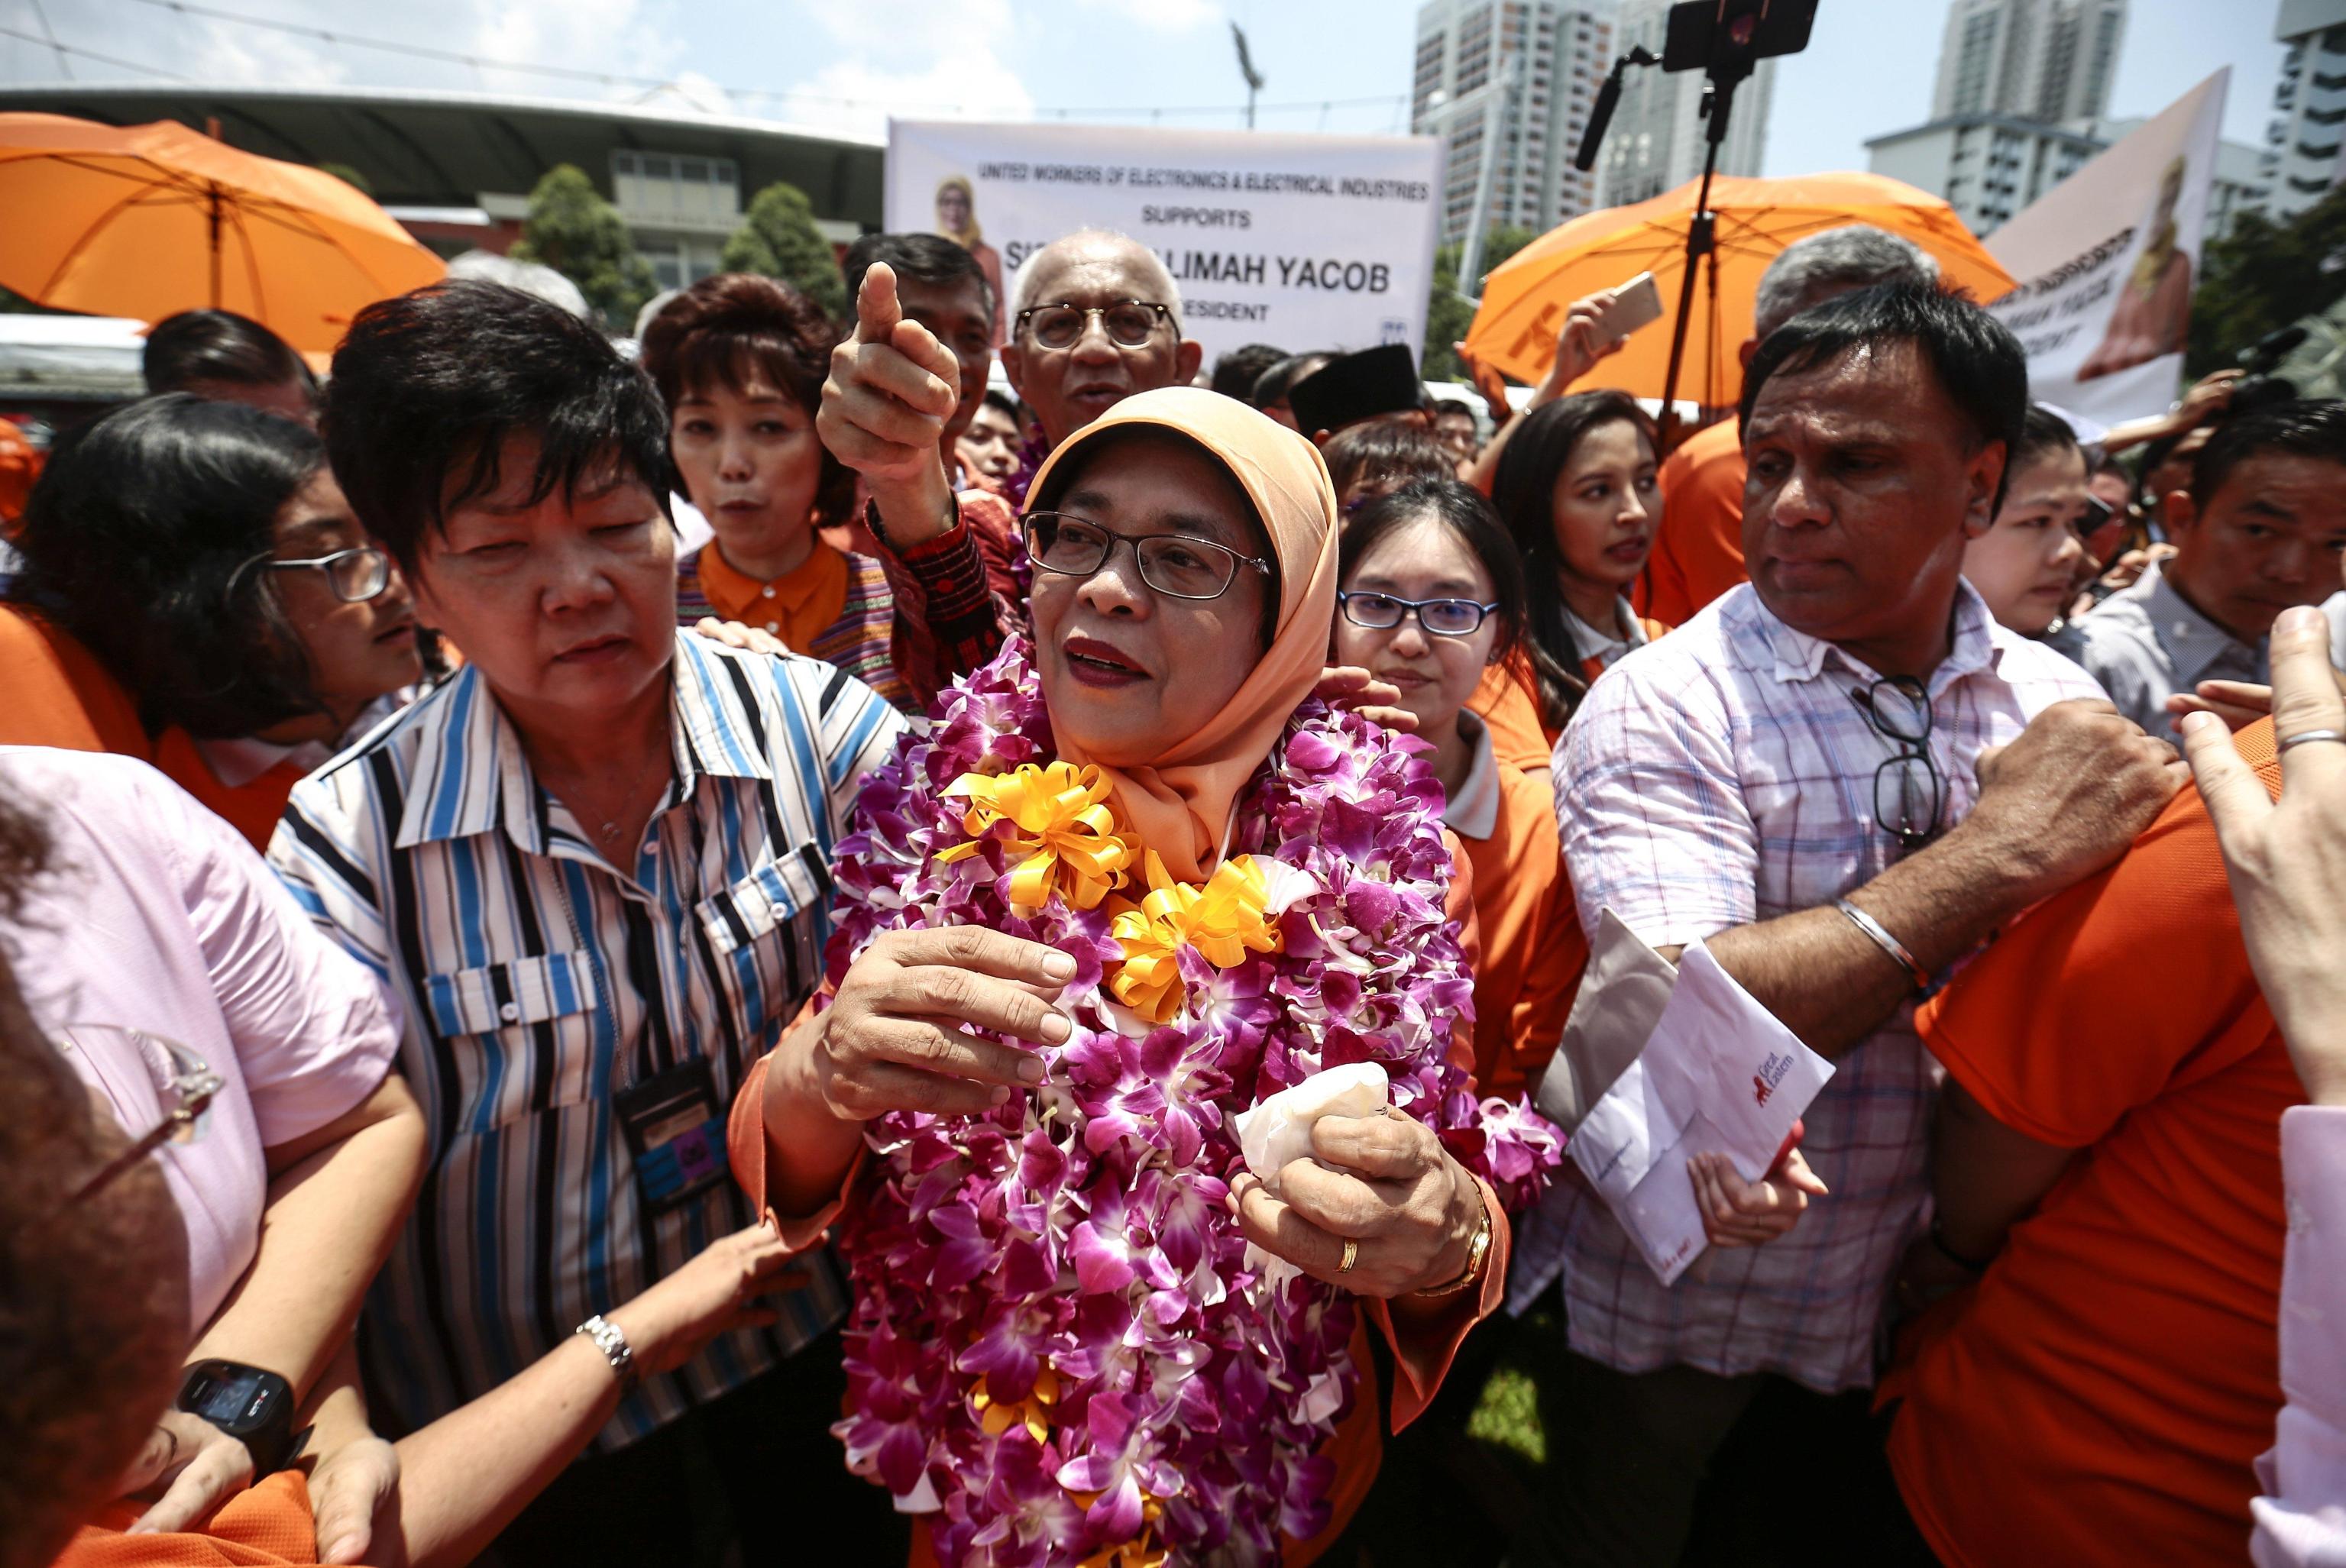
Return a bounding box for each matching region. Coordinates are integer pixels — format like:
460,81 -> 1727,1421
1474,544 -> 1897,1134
318,161 -> 373,196
722,182 -> 846,321
510,164 -> 656,331
2187,185 -> 2346,378
1420,223 -> 1542,382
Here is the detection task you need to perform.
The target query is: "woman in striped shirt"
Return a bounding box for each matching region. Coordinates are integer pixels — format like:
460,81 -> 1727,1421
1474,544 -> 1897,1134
643,273 -> 919,711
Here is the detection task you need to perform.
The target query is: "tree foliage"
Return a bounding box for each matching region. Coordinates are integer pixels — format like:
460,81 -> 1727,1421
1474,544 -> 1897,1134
2187,185 -> 2346,377
1420,222 -> 1542,382
722,182 -> 847,322
510,164 -> 656,331
317,161 -> 373,196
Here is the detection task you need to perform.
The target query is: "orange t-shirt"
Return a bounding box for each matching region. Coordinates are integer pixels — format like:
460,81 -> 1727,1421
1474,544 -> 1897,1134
0,602 -> 151,756
1885,720 -> 2299,1568
1638,417 -> 1744,627
57,1470 -> 321,1565
1460,761 -> 1582,1098
0,417 -> 41,527
1467,628 -> 1670,776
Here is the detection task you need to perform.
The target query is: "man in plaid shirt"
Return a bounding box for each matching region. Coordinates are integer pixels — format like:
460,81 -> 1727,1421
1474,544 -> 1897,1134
1513,283 -> 2191,1567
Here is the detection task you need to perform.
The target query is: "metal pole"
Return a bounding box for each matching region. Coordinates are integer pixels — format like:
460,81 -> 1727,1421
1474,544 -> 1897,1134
1456,50 -> 1522,305
1657,66 -> 1743,450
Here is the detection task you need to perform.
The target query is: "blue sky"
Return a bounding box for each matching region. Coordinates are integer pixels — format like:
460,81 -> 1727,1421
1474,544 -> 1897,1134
2,0 -> 2281,173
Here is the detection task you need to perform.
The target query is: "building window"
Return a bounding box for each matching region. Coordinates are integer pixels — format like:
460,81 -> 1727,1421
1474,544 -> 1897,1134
612,150 -> 741,227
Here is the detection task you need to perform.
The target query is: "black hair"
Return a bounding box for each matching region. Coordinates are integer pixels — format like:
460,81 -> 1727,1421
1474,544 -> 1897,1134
841,231 -> 995,317
637,272 -> 855,528
2190,399 -> 2346,506
979,388 -> 1021,422
7,394 -> 325,737
1739,280 -> 2028,512
143,309 -> 318,403
2012,405 -> 2082,472
1211,343 -> 1289,403
322,280 -> 671,572
1432,399 -> 1477,422
1490,390 -> 1657,729
1031,424 -> 1280,648
1322,415 -> 1459,500
2089,449 -> 2133,484
1340,477 -> 1526,666
1251,352 -> 1333,410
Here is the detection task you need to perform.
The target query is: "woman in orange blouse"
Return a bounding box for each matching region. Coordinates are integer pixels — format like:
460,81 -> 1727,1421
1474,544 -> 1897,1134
1334,477 -> 1581,1096
1,396 -> 422,849
1471,391 -> 1672,773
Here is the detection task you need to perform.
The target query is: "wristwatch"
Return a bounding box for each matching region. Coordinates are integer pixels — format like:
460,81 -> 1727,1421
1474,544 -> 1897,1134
1415,1201 -> 1496,1300
176,1359 -> 305,1476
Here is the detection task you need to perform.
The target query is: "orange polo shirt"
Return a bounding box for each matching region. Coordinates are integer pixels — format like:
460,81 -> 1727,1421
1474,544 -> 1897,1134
1452,721 -> 1581,1098
1467,623 -> 1671,774
0,602 -> 150,756
1638,416 -> 1744,627
694,538 -> 853,651
57,1470 -> 322,1565
1885,720 -> 2299,1567
0,604 -> 301,851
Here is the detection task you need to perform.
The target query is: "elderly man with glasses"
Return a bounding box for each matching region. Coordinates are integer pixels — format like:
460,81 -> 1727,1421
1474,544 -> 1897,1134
823,230 -> 1202,551
1505,282 -> 2190,1568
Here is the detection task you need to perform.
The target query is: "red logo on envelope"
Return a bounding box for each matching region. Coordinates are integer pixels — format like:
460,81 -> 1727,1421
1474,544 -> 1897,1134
1752,1074 -> 1773,1107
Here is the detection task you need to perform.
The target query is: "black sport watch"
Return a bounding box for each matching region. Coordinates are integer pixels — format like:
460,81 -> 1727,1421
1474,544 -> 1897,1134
176,1359 -> 306,1476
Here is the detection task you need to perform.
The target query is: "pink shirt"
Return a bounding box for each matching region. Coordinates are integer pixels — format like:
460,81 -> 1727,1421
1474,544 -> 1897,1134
2255,1104 -> 2346,1566
2,747 -> 400,1330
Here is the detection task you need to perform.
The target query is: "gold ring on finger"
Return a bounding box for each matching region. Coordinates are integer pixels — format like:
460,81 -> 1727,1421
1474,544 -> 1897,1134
1338,1237 -> 1359,1274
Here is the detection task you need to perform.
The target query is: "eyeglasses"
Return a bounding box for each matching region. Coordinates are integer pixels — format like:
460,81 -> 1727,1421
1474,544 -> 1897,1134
1338,590 -> 1500,637
1022,512 -> 1270,601
57,1026 -> 223,1206
1849,677 -> 1944,852
1013,300 -> 1179,350
264,545 -> 393,603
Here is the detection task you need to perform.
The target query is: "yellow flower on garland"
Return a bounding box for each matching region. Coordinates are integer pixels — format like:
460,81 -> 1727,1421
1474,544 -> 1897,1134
938,762 -> 1137,913
970,1365 -> 1061,1444
1108,851 -> 1286,1023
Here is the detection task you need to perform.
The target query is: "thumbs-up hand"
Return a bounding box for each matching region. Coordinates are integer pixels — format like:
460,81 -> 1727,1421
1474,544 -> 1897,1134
819,262 -> 961,546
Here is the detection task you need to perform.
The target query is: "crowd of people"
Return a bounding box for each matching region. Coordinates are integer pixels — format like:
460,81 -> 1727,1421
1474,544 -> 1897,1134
2,204 -> 2344,1568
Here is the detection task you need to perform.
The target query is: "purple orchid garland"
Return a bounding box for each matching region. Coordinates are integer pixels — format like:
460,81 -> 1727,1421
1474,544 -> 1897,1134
824,635 -> 1565,1566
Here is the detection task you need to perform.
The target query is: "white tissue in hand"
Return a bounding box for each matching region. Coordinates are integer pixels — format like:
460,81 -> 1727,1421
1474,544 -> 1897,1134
1231,1062 -> 1390,1193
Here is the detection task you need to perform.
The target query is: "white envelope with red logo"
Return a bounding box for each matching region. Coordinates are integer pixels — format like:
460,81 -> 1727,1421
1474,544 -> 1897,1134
1566,938 -> 1835,1285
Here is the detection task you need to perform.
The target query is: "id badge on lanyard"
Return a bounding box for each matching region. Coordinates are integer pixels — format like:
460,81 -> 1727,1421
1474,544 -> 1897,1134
614,1056 -> 732,1214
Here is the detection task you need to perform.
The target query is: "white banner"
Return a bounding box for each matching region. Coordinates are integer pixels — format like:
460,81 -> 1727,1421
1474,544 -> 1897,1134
885,120 -> 1443,366
1984,71 -> 2228,428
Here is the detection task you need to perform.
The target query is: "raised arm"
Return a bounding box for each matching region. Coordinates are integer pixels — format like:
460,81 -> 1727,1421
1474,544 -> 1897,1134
1694,700 -> 2185,1058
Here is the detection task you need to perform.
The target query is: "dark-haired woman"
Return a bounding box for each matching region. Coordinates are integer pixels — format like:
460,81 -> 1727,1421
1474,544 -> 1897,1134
144,308 -> 320,427
0,394 -> 422,848
645,271 -> 1005,713
1471,390 -> 1674,774
1333,478 -> 1581,1096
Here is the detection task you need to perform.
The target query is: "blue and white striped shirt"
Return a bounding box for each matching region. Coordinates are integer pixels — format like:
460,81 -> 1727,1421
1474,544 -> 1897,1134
270,632 -> 905,1447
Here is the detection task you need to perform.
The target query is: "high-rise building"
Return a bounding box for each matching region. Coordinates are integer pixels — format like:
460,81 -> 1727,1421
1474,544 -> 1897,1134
1590,0 -> 1774,209
1411,0 -> 1617,249
2266,0 -> 2346,219
1931,0 -> 2128,124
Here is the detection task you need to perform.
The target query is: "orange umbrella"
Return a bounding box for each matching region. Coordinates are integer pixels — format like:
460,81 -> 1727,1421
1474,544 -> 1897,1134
0,113 -> 445,355
1462,171 -> 2016,409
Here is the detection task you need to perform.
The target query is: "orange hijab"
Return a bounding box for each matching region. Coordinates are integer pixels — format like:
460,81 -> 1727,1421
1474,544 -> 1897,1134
1030,386 -> 1339,884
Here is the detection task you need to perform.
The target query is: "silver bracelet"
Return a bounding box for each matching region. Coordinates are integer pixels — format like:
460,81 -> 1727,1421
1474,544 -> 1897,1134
1834,898 -> 1930,992
574,1313 -> 635,1385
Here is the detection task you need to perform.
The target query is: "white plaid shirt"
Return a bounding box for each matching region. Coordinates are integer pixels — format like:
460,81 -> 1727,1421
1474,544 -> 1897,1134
1528,581 -> 2104,1392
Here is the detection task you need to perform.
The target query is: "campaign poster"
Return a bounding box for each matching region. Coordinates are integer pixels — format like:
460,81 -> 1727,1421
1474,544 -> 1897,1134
885,120 -> 1444,365
1984,71 -> 2228,426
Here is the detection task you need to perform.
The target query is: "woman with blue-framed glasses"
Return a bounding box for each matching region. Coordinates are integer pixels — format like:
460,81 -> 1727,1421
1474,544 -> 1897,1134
1329,477 -> 1581,1101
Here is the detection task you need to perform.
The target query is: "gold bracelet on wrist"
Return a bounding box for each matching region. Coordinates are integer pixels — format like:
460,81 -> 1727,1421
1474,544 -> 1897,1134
1414,1201 -> 1494,1300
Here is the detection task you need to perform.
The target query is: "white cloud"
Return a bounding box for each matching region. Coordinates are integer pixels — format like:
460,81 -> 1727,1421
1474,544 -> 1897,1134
778,47 -> 1037,140
1078,0 -> 1222,32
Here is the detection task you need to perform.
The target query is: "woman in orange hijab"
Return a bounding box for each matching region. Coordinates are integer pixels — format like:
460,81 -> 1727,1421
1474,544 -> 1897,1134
730,386 -> 1547,1565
